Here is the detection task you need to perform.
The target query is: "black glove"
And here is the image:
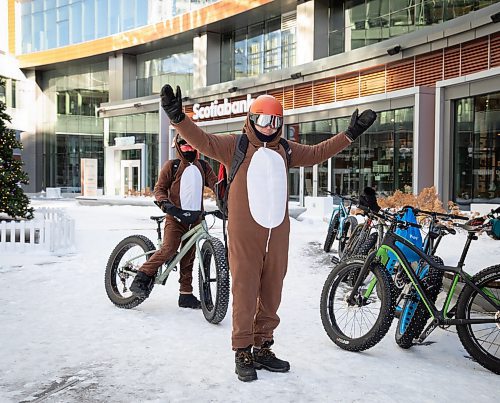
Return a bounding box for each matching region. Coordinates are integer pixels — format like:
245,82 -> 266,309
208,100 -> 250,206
160,84 -> 185,124
156,200 -> 201,224
345,109 -> 377,141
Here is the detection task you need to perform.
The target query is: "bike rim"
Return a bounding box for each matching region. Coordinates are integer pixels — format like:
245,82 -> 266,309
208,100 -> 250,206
112,244 -> 148,298
201,249 -> 216,311
327,267 -> 384,339
464,276 -> 500,360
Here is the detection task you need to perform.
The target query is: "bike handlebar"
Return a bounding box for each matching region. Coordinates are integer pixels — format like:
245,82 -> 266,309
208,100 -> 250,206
325,190 -> 358,203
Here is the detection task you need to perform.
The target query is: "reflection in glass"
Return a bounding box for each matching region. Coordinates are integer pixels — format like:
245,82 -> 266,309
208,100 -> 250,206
221,14 -> 297,82
328,0 -> 498,56
293,107 -> 414,197
454,92 -> 500,205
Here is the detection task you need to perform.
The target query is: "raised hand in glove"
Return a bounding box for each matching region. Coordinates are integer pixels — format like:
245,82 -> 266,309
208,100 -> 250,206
345,109 -> 377,141
160,84 -> 185,124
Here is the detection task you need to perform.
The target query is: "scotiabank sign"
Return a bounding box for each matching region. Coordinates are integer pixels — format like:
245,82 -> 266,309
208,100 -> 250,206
192,94 -> 254,120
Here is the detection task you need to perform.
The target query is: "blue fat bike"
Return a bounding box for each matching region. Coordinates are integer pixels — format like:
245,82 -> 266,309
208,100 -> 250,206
323,193 -> 358,258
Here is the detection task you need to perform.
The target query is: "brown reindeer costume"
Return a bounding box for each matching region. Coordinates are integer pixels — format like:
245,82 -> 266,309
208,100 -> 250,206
161,84 -> 376,381
130,135 -> 217,308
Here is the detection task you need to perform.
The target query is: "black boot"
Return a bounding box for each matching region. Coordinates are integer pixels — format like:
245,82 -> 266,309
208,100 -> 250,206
253,340 -> 290,372
178,293 -> 201,309
235,346 -> 257,382
130,271 -> 154,298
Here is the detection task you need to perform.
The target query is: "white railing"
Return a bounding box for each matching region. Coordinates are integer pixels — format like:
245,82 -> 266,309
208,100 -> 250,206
0,207 -> 75,253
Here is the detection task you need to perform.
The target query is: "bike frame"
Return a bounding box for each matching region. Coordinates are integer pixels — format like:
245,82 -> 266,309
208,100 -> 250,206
330,196 -> 353,240
351,223 -> 500,338
122,218 -> 212,286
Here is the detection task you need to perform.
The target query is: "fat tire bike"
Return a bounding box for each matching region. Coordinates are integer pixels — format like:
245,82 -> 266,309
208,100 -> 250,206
104,210 -> 229,324
320,207 -> 500,375
323,192 -> 358,260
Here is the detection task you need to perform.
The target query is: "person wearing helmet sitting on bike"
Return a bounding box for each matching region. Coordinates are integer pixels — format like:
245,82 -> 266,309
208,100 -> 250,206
160,84 -> 377,381
130,134 -> 218,309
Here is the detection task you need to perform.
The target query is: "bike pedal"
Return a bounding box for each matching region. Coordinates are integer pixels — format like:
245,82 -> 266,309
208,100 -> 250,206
331,256 -> 340,265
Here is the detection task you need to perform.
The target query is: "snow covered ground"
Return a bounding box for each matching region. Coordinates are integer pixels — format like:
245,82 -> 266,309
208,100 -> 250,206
1,199 -> 499,402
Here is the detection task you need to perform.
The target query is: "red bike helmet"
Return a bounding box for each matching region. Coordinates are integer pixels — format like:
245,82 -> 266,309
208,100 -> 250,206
249,95 -> 283,129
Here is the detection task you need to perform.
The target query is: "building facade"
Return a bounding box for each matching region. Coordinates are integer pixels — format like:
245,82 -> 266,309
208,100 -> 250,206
3,0 -> 500,209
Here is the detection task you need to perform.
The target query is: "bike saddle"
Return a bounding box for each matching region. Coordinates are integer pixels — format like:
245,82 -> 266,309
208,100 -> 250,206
435,222 -> 456,235
459,216 -> 486,232
150,215 -> 166,223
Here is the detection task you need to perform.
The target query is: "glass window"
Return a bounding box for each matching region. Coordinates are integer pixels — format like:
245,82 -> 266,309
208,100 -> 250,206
22,14 -> 32,53
0,79 -> 6,104
454,92 -> 500,204
96,0 -> 109,37
329,0 -> 499,56
292,106 -> 413,197
121,0 -> 135,31
83,0 -> 95,41
33,12 -> 44,51
45,8 -> 57,48
70,1 -> 83,44
136,0 -> 149,26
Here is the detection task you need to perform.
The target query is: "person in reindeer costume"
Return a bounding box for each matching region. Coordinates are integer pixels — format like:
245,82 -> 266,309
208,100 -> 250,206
160,84 -> 376,381
130,134 -> 218,309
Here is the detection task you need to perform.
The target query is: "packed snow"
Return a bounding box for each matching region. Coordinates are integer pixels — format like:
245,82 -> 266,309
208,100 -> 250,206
1,198 -> 499,402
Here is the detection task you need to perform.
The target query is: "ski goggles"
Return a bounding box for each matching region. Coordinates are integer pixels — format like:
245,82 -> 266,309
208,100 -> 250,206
249,113 -> 283,129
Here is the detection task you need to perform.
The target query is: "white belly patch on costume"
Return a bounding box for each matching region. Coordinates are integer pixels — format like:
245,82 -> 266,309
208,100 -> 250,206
247,147 -> 287,229
180,164 -> 203,211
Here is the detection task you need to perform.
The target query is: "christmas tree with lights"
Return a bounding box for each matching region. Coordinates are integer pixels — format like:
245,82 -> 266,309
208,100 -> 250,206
0,79 -> 34,220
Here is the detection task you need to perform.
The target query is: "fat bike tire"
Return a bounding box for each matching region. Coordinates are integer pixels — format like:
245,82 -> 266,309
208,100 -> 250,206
323,212 -> 340,253
456,265 -> 500,375
395,256 -> 444,349
320,256 -> 396,352
198,237 -> 230,324
105,235 -> 155,309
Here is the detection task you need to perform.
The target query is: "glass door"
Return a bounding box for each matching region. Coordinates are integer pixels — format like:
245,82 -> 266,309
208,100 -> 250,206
120,160 -> 141,195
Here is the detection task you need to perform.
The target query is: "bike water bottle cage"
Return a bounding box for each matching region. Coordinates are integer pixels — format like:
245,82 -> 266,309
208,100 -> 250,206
249,113 -> 283,130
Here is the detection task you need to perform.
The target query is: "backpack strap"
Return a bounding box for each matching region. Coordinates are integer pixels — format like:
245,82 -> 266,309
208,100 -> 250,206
171,159 -> 180,178
227,133 -> 248,184
278,137 -> 292,167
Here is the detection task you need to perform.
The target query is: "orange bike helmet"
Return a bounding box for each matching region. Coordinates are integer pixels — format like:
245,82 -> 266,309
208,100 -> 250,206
249,95 -> 283,117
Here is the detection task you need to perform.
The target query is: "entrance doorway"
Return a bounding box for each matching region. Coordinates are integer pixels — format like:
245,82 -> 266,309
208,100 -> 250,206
121,160 -> 141,195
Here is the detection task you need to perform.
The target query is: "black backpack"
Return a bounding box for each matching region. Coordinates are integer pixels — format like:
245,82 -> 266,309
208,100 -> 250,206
215,133 -> 292,219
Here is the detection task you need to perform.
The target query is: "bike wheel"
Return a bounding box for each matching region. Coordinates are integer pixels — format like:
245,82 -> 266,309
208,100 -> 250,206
323,212 -> 340,253
320,256 -> 396,351
342,223 -> 363,260
338,216 -> 358,258
395,256 -> 444,349
456,265 -> 500,374
105,235 -> 156,309
357,232 -> 378,256
198,236 -> 230,324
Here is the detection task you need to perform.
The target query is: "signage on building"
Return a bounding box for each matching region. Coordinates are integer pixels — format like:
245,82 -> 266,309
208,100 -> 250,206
192,94 -> 254,120
115,136 -> 136,146
81,158 -> 98,197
